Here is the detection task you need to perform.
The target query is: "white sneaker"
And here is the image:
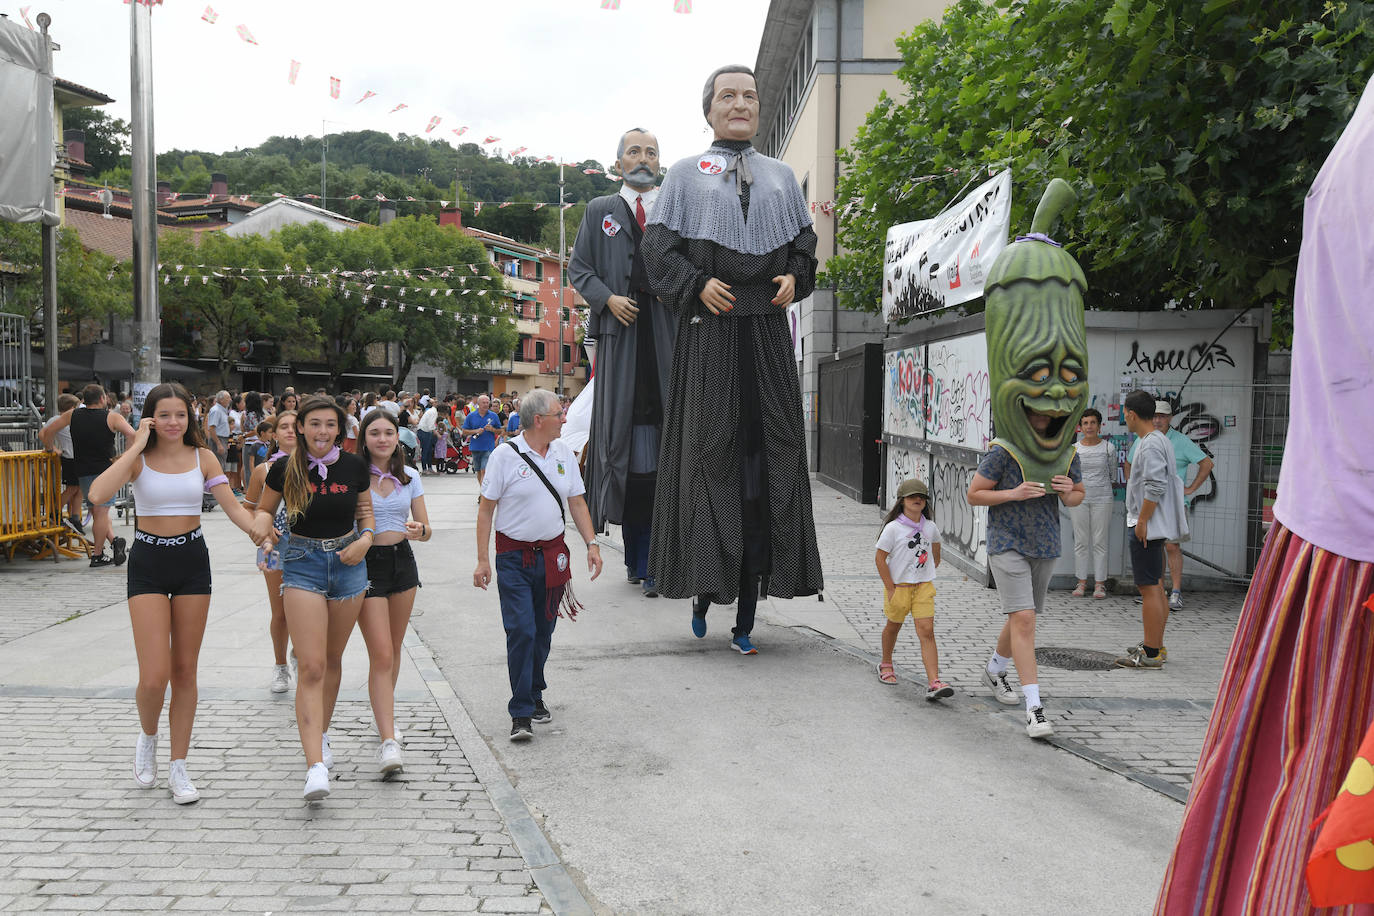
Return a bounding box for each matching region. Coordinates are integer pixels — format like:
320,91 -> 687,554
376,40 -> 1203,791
1026,706 -> 1055,739
1169,590 -> 1184,611
270,664 -> 290,694
168,759 -> 199,804
133,732 -> 157,788
303,762 -> 330,801
321,733 -> 333,769
378,739 -> 404,776
393,725 -> 403,748
981,668 -> 1020,705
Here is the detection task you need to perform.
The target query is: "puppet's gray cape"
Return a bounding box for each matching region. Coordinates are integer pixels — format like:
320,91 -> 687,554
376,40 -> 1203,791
568,192 -> 676,530
643,143 -> 824,603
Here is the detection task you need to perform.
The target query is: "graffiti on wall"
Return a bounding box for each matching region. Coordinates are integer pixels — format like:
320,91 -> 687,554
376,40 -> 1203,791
885,346 -> 925,440
1126,340 -> 1236,374
925,336 -> 992,450
931,455 -> 987,566
885,446 -> 930,508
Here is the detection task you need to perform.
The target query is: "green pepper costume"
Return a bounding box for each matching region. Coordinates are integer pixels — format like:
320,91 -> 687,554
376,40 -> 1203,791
983,179 -> 1089,486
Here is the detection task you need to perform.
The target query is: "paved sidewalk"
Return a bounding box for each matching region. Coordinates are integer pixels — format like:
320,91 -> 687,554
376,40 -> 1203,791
0,513 -> 555,914
764,480 -> 1243,799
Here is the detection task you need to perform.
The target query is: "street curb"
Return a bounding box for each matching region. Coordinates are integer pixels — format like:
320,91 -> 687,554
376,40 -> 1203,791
405,632 -> 595,916
771,615 -> 1193,806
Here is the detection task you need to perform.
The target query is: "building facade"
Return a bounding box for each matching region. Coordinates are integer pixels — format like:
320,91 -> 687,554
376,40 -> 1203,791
752,0 -> 945,464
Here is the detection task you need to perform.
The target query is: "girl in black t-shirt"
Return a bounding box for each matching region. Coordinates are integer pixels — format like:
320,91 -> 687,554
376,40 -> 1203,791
251,396 -> 375,802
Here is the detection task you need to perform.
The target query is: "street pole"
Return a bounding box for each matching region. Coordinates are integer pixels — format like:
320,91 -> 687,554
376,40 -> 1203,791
321,120 -> 327,204
36,14 -> 57,419
129,0 -> 160,405
557,163 -> 565,395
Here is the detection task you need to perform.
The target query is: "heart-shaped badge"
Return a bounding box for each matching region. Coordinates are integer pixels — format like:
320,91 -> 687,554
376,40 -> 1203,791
602,215 -> 621,237
698,154 -> 726,176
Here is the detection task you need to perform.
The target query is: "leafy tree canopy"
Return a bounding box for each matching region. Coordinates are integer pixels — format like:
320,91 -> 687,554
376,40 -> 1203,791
0,221 -> 130,330
825,0 -> 1373,347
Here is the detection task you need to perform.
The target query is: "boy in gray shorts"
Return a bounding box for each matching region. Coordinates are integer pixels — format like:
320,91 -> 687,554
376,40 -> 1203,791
967,442 -> 1084,738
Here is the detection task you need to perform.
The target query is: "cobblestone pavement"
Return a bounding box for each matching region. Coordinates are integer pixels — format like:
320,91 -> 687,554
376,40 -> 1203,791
767,481 -> 1245,800
0,511 -> 556,915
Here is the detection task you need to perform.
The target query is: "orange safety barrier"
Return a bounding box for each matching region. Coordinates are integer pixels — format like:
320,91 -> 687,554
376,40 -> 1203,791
0,450 -> 66,562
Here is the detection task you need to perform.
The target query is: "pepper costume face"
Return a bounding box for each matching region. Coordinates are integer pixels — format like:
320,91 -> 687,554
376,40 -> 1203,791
984,179 -> 1088,485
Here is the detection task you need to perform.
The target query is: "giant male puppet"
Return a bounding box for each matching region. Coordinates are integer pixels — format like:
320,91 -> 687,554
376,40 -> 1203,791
643,65 -> 823,652
569,128 -> 676,596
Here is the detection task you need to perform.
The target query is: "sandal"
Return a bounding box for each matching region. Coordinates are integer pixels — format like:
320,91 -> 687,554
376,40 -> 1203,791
1071,582 -> 1086,597
1093,584 -> 1107,599
878,661 -> 898,685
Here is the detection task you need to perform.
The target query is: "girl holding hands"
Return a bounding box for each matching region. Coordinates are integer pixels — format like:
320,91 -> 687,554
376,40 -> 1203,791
357,409 -> 432,775
88,383 -> 264,804
250,397 -> 375,801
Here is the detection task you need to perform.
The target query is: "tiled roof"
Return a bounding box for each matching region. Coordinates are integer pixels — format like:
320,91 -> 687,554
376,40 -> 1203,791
63,208 -> 176,262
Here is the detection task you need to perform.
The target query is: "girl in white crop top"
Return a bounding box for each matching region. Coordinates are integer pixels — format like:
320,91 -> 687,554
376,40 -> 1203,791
356,408 -> 431,775
87,383 -> 269,806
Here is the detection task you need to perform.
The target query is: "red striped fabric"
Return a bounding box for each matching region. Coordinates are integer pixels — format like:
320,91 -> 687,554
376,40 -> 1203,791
1155,523 -> 1374,915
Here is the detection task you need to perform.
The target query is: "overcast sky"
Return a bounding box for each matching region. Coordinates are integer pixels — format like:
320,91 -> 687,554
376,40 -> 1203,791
18,0 -> 773,172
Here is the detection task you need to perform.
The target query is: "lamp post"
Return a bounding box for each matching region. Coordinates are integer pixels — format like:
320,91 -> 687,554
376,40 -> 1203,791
129,0 -> 160,404
556,163 -> 565,395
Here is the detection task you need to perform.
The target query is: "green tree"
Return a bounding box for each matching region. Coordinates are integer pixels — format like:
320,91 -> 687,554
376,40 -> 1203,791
158,230 -> 307,388
0,221 -> 130,331
826,0 -> 1373,346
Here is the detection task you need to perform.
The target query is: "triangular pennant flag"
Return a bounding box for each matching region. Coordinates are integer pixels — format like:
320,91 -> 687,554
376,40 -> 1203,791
499,202 -> 511,209
440,200 -> 451,208
511,147 -> 527,156
18,6 -> 33,29
389,103 -> 408,114
329,77 -> 341,100
235,24 -> 257,44
474,202 -> 483,215
601,0 -> 620,7
562,203 -> 574,210
355,90 -> 377,104
483,136 -> 501,144
375,194 -> 388,202
201,5 -> 218,23
453,127 -> 469,137
425,116 -> 441,133
674,0 -> 692,11
583,168 -> 603,175
533,203 -> 546,210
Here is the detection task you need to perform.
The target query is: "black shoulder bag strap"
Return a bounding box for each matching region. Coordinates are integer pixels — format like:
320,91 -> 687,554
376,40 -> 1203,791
506,440 -> 565,525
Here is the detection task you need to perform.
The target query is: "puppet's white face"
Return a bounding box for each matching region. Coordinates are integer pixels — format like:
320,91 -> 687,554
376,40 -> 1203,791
707,74 -> 759,141
618,131 -> 660,191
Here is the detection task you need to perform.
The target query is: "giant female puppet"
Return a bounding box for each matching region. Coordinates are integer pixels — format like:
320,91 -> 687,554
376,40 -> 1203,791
1155,80 -> 1374,914
642,64 -> 823,650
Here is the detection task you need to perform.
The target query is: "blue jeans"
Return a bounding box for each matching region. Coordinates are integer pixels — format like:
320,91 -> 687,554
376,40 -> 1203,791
416,429 -> 435,470
623,522 -> 652,582
496,551 -> 561,718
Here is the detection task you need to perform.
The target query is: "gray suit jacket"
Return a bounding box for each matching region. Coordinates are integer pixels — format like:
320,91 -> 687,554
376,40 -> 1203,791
569,193 -> 640,340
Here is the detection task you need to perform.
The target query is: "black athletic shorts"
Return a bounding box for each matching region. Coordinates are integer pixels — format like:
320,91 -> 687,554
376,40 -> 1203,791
1128,530 -> 1167,587
364,540 -> 421,598
127,528 -> 213,599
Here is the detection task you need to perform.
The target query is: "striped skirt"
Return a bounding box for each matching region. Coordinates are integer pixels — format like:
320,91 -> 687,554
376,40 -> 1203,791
1156,523 -> 1374,915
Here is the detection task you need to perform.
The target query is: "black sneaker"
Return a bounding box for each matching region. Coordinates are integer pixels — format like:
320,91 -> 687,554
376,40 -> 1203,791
111,537 -> 128,567
510,717 -> 533,741
532,701 -> 552,724
90,553 -> 115,568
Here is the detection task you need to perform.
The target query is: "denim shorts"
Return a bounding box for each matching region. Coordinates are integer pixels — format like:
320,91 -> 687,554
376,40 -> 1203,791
78,474 -> 116,508
470,449 -> 492,472
281,532 -> 369,601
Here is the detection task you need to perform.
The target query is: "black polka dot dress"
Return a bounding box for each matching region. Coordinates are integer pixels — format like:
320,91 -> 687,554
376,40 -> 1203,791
642,140 -> 824,604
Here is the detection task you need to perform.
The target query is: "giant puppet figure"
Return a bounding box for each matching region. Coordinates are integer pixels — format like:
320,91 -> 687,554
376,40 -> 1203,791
642,65 -> 823,650
569,128 -> 676,596
983,179 -> 1089,486
1156,80 -> 1374,915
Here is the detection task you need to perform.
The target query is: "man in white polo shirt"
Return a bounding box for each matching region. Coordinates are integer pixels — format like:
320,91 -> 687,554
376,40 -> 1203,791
473,388 -> 602,742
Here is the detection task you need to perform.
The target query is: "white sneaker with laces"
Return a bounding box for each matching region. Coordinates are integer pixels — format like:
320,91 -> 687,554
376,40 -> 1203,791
270,664 -> 290,694
378,739 -> 404,776
981,668 -> 1020,705
321,733 -> 333,769
303,762 -> 330,801
1026,706 -> 1055,739
1169,590 -> 1184,611
134,732 -> 158,788
168,759 -> 199,804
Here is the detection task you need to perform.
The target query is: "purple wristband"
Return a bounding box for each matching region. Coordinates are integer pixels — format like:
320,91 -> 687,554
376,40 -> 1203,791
203,474 -> 229,492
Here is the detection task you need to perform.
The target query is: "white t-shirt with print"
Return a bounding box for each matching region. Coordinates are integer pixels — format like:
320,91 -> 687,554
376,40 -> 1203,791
876,516 -> 942,585
481,435 -> 586,542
